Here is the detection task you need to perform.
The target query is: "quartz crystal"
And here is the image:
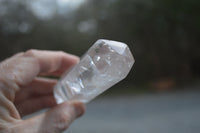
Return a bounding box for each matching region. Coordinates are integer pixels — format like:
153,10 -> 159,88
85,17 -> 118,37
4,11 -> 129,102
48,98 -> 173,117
54,39 -> 135,103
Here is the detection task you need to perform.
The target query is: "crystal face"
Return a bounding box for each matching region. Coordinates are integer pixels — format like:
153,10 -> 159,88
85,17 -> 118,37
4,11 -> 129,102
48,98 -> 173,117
54,39 -> 135,103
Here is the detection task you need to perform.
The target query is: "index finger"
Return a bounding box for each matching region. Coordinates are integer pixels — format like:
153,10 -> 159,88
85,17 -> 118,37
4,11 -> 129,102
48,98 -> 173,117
0,49 -> 79,87
24,49 -> 79,76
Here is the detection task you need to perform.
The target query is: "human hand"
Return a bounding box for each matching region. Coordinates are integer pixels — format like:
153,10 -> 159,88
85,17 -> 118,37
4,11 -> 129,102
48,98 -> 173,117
0,50 -> 85,133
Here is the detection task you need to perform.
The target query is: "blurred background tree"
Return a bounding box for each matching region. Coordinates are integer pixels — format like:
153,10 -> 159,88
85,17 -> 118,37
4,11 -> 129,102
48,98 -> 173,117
0,0 -> 200,92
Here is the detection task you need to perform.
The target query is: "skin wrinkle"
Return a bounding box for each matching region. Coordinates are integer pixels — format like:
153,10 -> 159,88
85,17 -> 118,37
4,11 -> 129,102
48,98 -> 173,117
0,107 -> 12,122
46,103 -> 74,132
14,77 -> 57,107
16,95 -> 56,116
0,57 -> 38,92
0,50 -> 85,133
14,57 -> 40,87
0,79 -> 17,102
23,50 -> 56,74
0,55 -> 40,88
0,58 -> 21,89
0,93 -> 20,120
0,120 -> 24,133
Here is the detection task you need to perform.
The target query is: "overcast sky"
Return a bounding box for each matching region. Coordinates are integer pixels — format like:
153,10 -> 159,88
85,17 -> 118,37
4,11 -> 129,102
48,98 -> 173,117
29,0 -> 85,20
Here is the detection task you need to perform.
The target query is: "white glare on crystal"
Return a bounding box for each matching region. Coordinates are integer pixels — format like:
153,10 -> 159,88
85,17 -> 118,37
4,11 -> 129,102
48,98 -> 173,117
54,39 -> 134,103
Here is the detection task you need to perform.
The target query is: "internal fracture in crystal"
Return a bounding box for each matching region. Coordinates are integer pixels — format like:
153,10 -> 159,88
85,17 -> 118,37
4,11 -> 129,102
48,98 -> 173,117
54,39 -> 135,103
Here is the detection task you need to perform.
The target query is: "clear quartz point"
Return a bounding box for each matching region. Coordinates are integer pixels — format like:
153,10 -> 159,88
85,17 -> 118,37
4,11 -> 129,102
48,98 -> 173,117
54,39 -> 135,103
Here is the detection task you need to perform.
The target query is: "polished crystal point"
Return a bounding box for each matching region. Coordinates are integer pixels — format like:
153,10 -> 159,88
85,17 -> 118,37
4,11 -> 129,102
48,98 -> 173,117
54,39 -> 135,103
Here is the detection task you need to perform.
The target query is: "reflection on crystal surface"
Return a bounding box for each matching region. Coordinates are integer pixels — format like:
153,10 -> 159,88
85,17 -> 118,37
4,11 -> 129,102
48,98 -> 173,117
54,39 -> 135,103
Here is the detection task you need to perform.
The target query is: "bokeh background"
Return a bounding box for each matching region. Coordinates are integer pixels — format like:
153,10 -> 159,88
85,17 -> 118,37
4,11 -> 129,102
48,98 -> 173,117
1,0 -> 200,133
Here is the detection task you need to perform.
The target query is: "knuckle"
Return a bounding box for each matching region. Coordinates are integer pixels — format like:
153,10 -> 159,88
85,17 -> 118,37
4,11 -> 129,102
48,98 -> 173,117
57,51 -> 66,56
54,110 -> 73,131
23,49 -> 40,66
24,49 -> 38,57
0,125 -> 15,133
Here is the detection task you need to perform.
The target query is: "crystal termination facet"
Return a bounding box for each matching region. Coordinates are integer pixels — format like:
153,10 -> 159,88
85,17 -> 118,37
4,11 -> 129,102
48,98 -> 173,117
54,39 -> 135,103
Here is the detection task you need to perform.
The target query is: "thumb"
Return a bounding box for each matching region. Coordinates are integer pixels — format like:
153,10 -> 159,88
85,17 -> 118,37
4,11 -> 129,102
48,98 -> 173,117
21,101 -> 85,133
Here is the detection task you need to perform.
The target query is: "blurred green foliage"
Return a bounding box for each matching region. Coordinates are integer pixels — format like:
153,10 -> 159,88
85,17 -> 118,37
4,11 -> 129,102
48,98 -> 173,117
0,0 -> 200,87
